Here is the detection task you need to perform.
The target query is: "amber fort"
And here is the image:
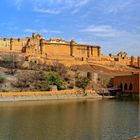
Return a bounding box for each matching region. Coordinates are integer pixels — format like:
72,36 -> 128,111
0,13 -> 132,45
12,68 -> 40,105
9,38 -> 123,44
0,33 -> 140,68
0,33 -> 140,98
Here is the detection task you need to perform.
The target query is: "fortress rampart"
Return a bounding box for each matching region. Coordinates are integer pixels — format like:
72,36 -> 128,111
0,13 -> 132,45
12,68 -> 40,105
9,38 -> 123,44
0,33 -> 101,61
0,33 -> 140,68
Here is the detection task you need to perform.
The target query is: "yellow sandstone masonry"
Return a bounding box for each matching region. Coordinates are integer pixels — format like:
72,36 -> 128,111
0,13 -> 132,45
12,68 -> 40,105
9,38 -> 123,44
0,90 -> 96,97
0,33 -> 100,63
0,33 -> 139,67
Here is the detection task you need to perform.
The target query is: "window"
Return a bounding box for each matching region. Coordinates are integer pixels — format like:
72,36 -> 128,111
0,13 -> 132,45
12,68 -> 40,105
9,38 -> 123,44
120,83 -> 123,90
129,83 -> 133,90
87,72 -> 92,80
124,83 -> 128,90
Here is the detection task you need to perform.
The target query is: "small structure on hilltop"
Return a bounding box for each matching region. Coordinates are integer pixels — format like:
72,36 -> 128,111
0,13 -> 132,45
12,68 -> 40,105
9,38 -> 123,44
117,51 -> 128,59
111,51 -> 129,64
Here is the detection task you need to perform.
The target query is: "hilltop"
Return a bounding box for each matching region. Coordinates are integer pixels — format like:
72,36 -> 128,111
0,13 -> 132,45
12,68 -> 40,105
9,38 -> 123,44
0,52 -> 140,92
0,33 -> 140,93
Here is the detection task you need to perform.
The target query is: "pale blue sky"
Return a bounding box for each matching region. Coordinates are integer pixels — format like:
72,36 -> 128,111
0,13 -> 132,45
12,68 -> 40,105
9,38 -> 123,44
0,0 -> 140,56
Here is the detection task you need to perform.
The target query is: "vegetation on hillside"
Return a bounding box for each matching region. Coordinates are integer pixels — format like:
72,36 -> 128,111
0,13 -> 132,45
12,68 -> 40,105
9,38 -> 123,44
0,75 -> 5,91
0,54 -> 21,75
0,75 -> 5,84
0,54 -> 116,92
75,76 -> 90,95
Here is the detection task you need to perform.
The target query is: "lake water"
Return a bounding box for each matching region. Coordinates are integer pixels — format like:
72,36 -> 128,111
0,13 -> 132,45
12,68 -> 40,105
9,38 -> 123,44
0,99 -> 139,140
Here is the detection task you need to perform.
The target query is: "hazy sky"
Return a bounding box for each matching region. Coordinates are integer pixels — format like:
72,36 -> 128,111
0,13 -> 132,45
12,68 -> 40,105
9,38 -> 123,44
0,0 -> 140,56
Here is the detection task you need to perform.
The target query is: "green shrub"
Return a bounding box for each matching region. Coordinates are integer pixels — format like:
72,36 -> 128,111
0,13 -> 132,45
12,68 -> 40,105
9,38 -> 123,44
46,72 -> 64,90
0,75 -> 5,84
75,77 -> 90,94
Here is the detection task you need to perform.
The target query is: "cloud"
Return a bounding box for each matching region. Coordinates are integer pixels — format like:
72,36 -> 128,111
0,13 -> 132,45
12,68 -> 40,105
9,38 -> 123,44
80,24 -> 140,40
13,0 -> 90,14
34,8 -> 61,14
14,0 -> 24,10
98,0 -> 133,14
24,29 -> 36,33
24,28 -> 62,34
75,0 -> 90,7
80,25 -> 120,37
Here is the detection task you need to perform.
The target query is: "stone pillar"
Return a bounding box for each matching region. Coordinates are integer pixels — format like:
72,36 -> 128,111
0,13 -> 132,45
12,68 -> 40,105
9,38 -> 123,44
130,56 -> 135,66
98,47 -> 101,57
92,73 -> 98,83
137,56 -> 140,68
87,46 -> 90,58
40,39 -> 44,55
10,38 -> 13,51
70,40 -> 74,57
91,47 -> 93,57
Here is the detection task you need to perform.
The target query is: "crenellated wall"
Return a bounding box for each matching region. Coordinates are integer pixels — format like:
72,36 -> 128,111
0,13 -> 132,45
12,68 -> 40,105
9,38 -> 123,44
2,33 -> 140,67
0,38 -> 11,51
0,38 -> 28,52
0,33 -> 101,62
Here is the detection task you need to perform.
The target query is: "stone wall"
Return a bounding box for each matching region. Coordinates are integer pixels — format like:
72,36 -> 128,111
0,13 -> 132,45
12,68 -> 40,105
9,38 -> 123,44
0,33 -> 101,62
42,43 -> 71,58
1,33 -> 139,68
0,89 -> 98,102
0,89 -> 96,96
0,38 -> 27,52
113,73 -> 140,94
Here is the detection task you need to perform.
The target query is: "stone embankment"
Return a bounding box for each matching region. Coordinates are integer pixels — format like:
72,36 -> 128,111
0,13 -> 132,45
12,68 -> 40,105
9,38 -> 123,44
0,89 -> 102,102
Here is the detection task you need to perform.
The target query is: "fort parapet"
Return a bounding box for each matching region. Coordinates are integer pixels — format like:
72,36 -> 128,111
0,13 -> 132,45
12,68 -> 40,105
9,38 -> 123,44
0,33 -> 140,68
0,33 -> 101,63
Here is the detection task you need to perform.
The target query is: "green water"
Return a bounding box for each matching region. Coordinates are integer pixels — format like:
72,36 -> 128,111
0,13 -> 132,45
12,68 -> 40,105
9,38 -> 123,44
0,99 -> 139,140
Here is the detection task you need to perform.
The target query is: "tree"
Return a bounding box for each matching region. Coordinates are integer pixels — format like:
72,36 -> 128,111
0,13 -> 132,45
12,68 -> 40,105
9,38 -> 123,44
0,75 -> 5,84
0,75 -> 5,91
75,76 -> 90,95
32,71 -> 51,91
2,54 -> 18,75
46,72 -> 65,90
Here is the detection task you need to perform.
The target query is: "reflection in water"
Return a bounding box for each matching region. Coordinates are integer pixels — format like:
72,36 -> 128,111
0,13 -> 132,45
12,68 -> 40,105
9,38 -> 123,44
0,99 -> 139,140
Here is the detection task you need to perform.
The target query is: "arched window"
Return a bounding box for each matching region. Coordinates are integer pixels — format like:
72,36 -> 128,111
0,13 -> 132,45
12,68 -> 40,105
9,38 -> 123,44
87,72 -> 92,80
129,83 -> 133,90
120,83 -> 123,90
124,83 -> 128,90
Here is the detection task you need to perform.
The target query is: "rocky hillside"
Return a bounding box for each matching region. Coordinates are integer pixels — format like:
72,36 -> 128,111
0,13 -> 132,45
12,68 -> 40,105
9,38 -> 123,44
0,53 -> 140,92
